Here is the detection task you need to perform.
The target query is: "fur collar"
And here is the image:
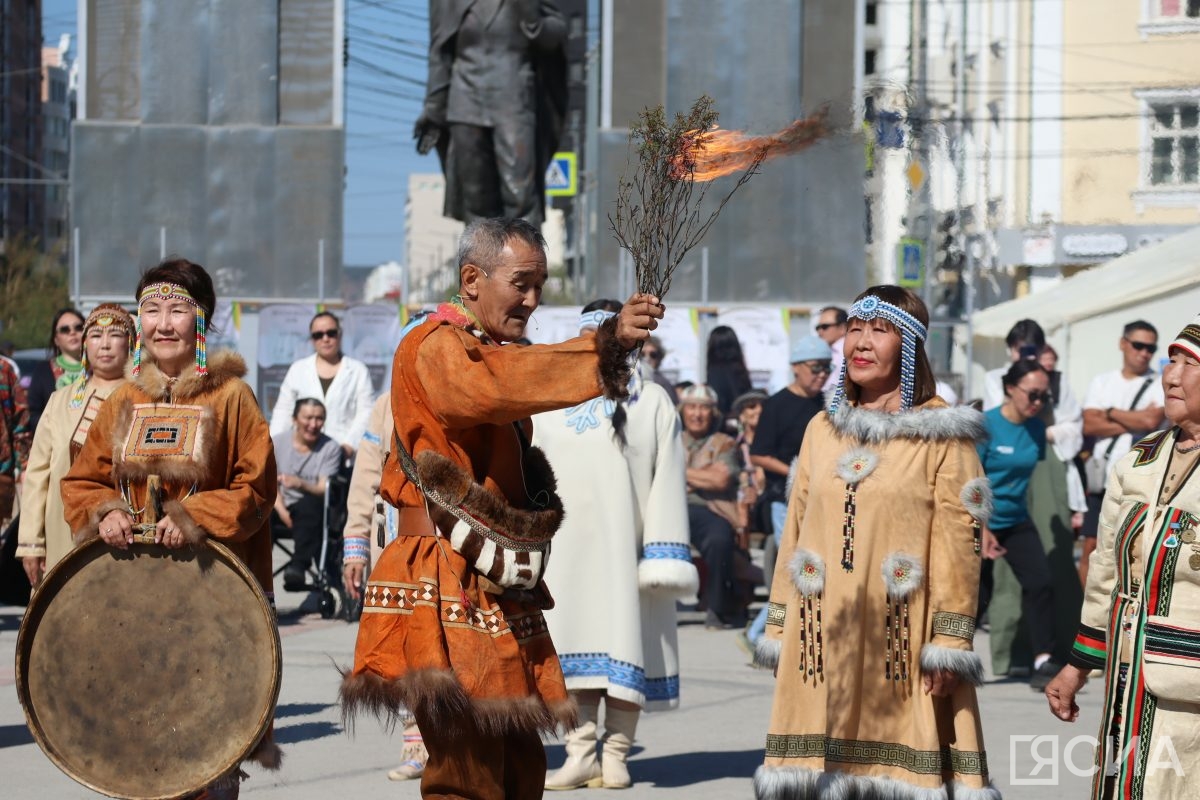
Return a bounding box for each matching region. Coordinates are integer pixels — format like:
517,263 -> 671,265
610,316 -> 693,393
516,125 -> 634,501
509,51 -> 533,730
130,350 -> 246,401
828,398 -> 986,444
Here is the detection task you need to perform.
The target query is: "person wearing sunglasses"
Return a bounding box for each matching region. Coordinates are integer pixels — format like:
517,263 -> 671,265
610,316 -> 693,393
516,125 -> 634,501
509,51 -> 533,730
26,308 -> 86,434
981,319 -> 1086,681
1078,320 -> 1165,588
977,359 -> 1061,691
814,306 -> 847,393
269,310 -> 375,461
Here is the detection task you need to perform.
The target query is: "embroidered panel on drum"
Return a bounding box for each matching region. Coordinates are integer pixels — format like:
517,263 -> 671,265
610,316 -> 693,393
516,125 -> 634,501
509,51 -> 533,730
123,404 -> 206,464
931,611 -> 976,641
764,734 -> 988,776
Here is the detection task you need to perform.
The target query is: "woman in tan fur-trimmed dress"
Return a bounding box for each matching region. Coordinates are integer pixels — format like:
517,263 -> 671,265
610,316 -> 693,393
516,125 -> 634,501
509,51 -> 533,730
61,258 -> 280,800
754,286 -> 1000,800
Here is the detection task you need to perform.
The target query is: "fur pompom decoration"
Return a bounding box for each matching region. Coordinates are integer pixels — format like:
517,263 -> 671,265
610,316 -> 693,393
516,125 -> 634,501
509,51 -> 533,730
789,549 -> 826,597
835,447 -> 879,486
960,477 -> 993,523
880,552 -> 924,600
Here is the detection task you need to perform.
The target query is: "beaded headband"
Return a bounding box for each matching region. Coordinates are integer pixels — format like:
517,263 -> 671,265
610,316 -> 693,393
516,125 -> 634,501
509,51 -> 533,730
71,303 -> 136,408
579,309 -> 617,332
133,282 -> 208,377
829,295 -> 928,413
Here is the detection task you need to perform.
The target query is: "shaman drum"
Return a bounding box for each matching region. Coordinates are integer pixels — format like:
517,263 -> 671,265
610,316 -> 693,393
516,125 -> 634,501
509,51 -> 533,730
16,537 -> 281,800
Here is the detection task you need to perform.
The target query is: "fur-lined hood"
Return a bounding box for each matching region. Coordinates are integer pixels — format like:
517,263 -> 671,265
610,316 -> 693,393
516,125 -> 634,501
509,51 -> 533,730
129,350 -> 247,402
828,398 -> 986,445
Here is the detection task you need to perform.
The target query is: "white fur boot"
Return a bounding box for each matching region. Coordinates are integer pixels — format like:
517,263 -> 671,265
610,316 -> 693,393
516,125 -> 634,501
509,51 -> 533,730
545,696 -> 603,790
600,706 -> 640,789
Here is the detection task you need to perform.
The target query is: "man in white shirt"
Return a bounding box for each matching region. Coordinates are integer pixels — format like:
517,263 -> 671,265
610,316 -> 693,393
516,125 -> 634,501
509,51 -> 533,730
1079,320 -> 1165,582
815,305 -> 847,394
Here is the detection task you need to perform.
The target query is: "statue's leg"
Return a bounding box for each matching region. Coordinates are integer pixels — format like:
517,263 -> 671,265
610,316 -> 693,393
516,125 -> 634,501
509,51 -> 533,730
493,113 -> 541,225
447,123 -> 503,222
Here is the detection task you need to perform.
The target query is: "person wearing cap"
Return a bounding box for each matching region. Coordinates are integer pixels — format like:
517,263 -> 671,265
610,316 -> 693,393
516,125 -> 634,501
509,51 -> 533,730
743,335 -> 832,650
1045,316 -> 1200,799
537,299 -> 696,791
680,383 -> 746,629
754,285 -> 997,800
18,304 -> 134,586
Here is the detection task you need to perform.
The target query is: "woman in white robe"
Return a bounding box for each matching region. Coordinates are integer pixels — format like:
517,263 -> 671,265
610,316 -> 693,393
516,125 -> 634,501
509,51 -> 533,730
535,303 -> 697,791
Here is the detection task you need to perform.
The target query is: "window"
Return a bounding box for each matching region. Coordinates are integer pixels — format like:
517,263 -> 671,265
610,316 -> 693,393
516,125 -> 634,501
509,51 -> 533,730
1148,100 -> 1199,187
1155,0 -> 1200,18
865,2 -> 878,25
864,49 -> 877,76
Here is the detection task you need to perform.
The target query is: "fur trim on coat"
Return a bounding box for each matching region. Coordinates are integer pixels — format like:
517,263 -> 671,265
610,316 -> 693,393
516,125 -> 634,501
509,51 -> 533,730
754,637 -> 782,670
73,497 -> 136,544
416,448 -> 564,544
163,499 -> 208,546
789,549 -> 826,597
919,643 -> 985,687
829,402 -> 986,445
595,316 -> 633,401
960,477 -> 993,524
246,736 -> 283,770
637,557 -> 700,598
128,350 -> 247,401
754,764 -> 1002,800
339,666 -> 578,738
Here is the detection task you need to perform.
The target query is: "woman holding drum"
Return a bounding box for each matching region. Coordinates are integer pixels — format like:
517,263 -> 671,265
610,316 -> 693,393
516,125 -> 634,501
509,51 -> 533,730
58,257 -> 280,799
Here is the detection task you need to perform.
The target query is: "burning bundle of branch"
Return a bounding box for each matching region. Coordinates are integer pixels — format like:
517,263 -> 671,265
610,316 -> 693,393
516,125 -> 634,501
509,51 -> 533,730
609,95 -> 829,301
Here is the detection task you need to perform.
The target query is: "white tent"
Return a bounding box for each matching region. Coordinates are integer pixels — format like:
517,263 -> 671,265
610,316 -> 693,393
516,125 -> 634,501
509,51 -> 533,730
960,226 -> 1200,401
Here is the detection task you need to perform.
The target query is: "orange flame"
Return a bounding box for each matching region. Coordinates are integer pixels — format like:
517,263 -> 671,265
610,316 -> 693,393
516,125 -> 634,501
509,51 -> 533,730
673,112 -> 830,182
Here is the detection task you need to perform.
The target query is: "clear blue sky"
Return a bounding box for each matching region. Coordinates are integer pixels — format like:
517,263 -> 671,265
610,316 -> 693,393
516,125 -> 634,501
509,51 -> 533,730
42,0 -> 430,268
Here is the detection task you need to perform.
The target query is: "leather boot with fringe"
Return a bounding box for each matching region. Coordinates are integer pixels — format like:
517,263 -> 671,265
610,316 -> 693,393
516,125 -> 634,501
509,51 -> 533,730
545,695 -> 602,791
600,706 -> 640,790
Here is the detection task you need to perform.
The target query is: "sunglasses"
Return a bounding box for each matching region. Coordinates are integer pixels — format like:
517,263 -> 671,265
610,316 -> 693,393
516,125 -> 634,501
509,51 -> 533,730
815,322 -> 841,332
57,323 -> 84,335
643,350 -> 662,361
310,329 -> 339,341
1016,386 -> 1054,404
1124,339 -> 1157,354
801,361 -> 833,373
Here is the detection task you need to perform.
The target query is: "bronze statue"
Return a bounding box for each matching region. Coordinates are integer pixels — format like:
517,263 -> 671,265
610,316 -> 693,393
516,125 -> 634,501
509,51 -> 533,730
415,0 -> 568,225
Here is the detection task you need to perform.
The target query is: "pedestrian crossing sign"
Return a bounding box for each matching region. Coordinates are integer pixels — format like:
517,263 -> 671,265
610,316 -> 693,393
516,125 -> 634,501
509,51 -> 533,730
546,152 -> 577,197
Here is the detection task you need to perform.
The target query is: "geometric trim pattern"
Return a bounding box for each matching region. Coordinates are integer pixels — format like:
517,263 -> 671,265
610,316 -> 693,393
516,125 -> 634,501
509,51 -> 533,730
764,733 -> 989,777
766,601 -> 787,628
559,652 -> 680,703
642,542 -> 693,562
1131,428 -> 1170,468
361,577 -> 549,642
931,611 -> 976,641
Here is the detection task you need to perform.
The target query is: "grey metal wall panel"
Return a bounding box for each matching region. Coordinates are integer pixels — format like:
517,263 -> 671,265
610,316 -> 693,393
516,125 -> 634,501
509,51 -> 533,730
653,0 -> 864,303
139,0 -> 211,124
279,0 -> 335,125
86,0 -> 141,120
270,127 -> 344,295
73,124 -> 343,299
206,128 -> 278,295
611,0 -> 665,128
207,0 -> 279,125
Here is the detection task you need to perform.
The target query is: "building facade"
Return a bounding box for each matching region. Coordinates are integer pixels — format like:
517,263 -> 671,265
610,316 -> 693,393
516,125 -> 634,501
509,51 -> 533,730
582,0 -> 866,306
0,0 -> 43,244
72,0 -> 345,301
41,34 -> 72,247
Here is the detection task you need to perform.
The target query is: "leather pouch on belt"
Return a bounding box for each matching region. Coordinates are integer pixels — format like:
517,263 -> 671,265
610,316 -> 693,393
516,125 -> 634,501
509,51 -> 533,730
400,445 -> 562,591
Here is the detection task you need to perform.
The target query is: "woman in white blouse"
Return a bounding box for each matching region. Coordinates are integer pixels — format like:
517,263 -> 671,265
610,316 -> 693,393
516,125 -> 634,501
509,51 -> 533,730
269,311 -> 375,458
